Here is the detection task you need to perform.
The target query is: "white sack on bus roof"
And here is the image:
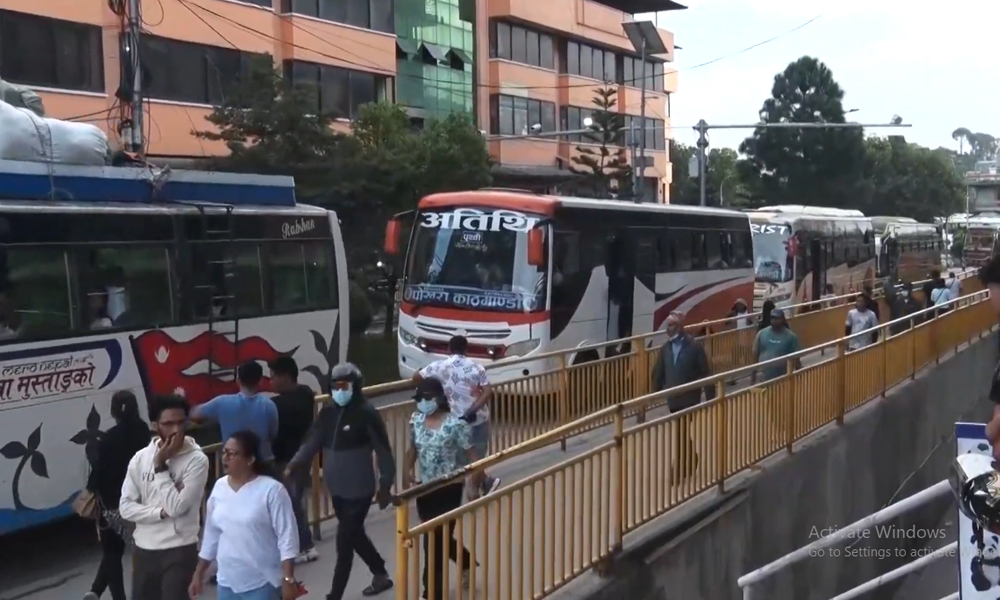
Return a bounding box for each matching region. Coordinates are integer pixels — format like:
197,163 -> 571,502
0,99 -> 108,166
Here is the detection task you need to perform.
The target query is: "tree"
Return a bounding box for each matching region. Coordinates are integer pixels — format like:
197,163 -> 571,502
669,143 -> 760,207
860,136 -> 965,222
195,55 -> 350,199
739,56 -> 866,209
570,86 -> 633,198
952,127 -> 997,161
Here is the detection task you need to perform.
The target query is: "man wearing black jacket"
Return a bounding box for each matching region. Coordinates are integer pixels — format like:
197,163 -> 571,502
286,362 -> 395,600
270,356 -> 318,564
652,312 -> 714,480
979,259 -> 1000,463
922,269 -> 942,309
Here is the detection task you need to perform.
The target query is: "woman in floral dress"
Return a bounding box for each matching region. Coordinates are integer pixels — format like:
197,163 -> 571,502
405,376 -> 484,600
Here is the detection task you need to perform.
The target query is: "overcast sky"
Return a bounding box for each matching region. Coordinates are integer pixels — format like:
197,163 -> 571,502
640,0 -> 1000,152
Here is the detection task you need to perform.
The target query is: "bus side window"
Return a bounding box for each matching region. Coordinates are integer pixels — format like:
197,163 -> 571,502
1,246 -> 73,340
672,230 -> 693,271
706,231 -> 724,269
656,236 -> 673,271
691,231 -> 707,270
190,242 -> 264,319
266,241 -> 336,313
83,246 -> 174,329
732,231 -> 753,268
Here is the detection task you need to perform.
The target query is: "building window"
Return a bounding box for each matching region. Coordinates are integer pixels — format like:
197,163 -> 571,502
140,35 -> 262,105
623,115 -> 666,151
562,40 -> 615,82
490,21 -> 554,70
0,10 -> 104,92
280,0 -> 394,34
560,106 -> 597,143
620,56 -> 665,92
283,60 -> 387,119
490,95 -> 555,136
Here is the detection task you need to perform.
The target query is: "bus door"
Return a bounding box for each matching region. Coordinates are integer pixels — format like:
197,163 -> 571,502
808,238 -> 825,305
605,232 -> 636,344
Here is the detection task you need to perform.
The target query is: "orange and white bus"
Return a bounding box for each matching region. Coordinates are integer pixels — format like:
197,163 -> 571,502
384,190 -> 754,382
751,206 -> 876,312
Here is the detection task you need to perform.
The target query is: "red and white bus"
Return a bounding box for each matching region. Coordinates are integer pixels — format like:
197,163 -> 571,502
384,190 -> 754,382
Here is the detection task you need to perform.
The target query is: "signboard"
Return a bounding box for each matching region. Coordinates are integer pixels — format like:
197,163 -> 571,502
956,422 -> 1000,599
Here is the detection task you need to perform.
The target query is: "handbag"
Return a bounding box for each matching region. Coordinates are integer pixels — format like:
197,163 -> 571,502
72,490 -> 100,520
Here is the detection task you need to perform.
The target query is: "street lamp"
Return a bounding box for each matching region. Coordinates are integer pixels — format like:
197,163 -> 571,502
489,116 -> 599,141
622,20 -> 668,203
692,116 -> 912,207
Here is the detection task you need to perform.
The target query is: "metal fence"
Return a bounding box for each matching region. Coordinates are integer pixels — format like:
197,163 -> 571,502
198,272 -> 982,539
388,285 -> 995,600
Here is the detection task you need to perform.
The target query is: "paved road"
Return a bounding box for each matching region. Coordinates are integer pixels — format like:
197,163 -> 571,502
0,345 -> 833,600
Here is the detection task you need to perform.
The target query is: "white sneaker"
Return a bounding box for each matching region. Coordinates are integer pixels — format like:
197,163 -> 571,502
294,548 -> 319,564
83,593 -> 99,600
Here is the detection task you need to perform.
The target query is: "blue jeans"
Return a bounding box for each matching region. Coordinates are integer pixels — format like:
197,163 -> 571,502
218,584 -> 280,600
470,421 -> 490,458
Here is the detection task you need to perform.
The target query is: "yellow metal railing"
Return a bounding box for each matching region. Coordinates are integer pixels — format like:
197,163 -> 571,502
198,272 -> 980,534
390,286 -> 995,600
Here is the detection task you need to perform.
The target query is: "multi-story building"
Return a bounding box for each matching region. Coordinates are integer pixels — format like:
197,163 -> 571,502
0,0 -> 397,157
1,0 -> 677,200
475,0 -> 681,202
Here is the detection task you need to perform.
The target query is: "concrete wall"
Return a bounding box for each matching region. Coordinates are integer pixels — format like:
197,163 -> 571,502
578,332 -> 999,600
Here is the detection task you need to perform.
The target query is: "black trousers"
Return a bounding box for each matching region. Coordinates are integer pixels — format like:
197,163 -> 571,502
328,496 -> 388,600
91,528 -> 127,600
132,543 -> 198,600
416,483 -> 473,600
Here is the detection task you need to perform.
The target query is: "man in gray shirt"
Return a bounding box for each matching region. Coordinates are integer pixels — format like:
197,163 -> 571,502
285,362 -> 395,599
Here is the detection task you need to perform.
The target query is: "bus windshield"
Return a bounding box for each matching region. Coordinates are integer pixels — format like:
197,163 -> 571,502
403,207 -> 548,313
751,223 -> 793,283
966,228 -> 996,251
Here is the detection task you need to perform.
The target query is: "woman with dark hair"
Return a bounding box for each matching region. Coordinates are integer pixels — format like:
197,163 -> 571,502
190,430 -> 300,600
83,390 -> 150,600
404,377 -> 484,600
758,300 -> 776,332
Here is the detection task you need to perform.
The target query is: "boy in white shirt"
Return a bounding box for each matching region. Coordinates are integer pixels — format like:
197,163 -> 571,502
845,294 -> 879,351
120,395 -> 209,600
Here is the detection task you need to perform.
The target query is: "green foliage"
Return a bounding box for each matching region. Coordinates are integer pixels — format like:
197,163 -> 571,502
739,56 -> 866,208
570,86 -> 633,198
859,137 -> 965,222
952,127 -> 997,161
197,66 -> 492,267
669,143 -> 760,207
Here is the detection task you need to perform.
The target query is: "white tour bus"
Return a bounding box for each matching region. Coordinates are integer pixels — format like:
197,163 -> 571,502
0,160 -> 348,536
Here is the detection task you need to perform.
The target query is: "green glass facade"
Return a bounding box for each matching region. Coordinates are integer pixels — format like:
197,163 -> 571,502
395,0 -> 474,120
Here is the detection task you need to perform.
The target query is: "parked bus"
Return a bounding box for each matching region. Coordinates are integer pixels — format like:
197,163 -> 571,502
750,206 -> 876,312
871,217 -> 941,282
384,190 -> 754,382
962,214 -> 1000,267
0,160 -> 349,536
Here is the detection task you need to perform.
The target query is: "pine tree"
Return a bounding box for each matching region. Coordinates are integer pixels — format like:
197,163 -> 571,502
570,86 -> 633,198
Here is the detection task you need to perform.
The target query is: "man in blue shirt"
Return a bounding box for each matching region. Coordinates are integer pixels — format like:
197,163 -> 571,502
192,361 -> 279,460
751,308 -> 801,383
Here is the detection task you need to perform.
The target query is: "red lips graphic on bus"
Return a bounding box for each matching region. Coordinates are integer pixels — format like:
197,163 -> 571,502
133,330 -> 297,406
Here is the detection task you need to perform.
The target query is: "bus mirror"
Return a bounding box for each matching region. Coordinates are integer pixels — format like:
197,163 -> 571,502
384,219 -> 401,256
527,228 -> 544,266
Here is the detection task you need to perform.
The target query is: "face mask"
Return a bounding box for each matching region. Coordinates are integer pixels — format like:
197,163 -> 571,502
417,399 -> 438,415
331,387 -> 352,406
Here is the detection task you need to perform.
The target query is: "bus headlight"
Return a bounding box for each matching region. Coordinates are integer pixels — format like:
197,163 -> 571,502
399,328 -> 418,346
505,339 -> 540,358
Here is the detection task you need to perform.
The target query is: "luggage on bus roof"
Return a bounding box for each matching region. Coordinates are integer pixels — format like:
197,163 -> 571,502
0,158 -> 296,207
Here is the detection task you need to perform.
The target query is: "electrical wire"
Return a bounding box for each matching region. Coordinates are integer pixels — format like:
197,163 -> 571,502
174,0 -> 824,93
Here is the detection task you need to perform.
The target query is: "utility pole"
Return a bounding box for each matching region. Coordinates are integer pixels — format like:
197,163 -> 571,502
125,0 -> 145,154
695,119 -> 708,206
634,36 -> 646,203
692,118 -> 912,209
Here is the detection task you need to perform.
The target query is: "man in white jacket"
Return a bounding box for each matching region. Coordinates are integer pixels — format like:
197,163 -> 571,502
120,395 -> 209,600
